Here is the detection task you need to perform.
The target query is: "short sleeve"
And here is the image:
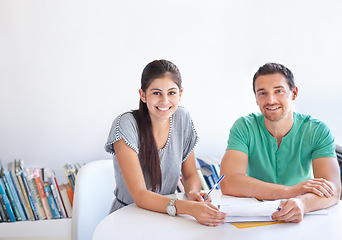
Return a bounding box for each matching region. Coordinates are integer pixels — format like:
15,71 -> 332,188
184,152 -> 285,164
311,121 -> 336,160
183,117 -> 198,161
104,112 -> 140,155
172,107 -> 198,161
226,117 -> 250,155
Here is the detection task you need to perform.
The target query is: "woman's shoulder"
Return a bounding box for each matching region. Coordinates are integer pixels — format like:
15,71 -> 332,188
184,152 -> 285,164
174,106 -> 191,118
113,111 -> 137,131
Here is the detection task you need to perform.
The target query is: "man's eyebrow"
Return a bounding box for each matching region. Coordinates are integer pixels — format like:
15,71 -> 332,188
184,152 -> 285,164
256,86 -> 285,92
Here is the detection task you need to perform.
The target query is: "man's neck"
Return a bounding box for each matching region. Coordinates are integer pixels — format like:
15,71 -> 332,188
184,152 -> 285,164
264,112 -> 294,147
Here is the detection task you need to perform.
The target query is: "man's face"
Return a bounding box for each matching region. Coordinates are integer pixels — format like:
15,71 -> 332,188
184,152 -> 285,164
255,73 -> 298,122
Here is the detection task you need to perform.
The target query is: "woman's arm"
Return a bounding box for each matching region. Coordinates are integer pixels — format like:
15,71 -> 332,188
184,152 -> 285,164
114,139 -> 227,226
181,151 -> 205,201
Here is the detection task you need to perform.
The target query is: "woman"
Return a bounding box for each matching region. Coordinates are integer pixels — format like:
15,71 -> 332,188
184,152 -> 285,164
105,60 -> 226,226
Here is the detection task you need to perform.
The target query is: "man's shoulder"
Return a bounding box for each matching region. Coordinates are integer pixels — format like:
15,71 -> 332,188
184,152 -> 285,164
235,112 -> 263,126
294,112 -> 327,127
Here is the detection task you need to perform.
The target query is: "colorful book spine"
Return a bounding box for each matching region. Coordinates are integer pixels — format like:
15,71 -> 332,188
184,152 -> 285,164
197,169 -> 209,191
16,172 -> 35,221
64,183 -> 74,207
21,171 -> 39,220
197,158 -> 220,189
26,173 -> 47,220
7,171 -> 28,220
62,164 -> 76,192
44,184 -> 60,219
0,193 -> 9,222
34,173 -> 53,219
2,174 -> 22,221
0,179 -> 16,222
59,184 -> 72,218
49,180 -> 67,218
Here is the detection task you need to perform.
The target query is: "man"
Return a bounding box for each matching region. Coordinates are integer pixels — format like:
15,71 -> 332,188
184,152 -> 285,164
220,63 -> 341,222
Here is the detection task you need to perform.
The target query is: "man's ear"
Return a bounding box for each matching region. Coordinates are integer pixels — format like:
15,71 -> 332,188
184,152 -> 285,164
139,89 -> 146,103
292,86 -> 298,100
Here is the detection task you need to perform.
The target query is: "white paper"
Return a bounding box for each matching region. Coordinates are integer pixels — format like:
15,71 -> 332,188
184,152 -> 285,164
216,198 -> 328,222
218,200 -> 281,217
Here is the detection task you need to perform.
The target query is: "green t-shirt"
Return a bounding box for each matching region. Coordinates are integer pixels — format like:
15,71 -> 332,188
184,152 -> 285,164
226,112 -> 336,186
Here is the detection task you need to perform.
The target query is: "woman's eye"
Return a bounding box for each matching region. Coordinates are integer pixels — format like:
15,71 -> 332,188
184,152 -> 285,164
169,91 -> 176,95
153,92 -> 161,95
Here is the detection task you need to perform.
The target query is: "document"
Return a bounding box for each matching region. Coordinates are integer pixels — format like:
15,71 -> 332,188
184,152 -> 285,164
213,196 -> 328,223
215,198 -> 281,222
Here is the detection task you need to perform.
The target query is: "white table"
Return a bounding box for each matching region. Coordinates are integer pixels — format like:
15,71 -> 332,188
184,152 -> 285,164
92,191 -> 342,240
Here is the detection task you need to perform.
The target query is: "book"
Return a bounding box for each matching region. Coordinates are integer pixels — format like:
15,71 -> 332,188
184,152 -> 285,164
15,161 -> 35,221
44,184 -> 60,219
3,173 -> 22,221
59,184 -> 72,218
62,163 -> 77,192
25,169 -> 47,220
0,192 -> 9,222
176,177 -> 185,193
46,169 -> 67,218
197,169 -> 209,191
8,161 -> 29,220
197,157 -> 220,189
199,167 -> 215,189
64,183 -> 74,207
19,167 -> 39,220
34,169 -> 53,219
203,156 -> 221,178
0,178 -> 16,222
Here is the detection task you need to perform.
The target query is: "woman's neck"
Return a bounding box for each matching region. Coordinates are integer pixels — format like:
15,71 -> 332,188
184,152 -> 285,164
151,117 -> 170,149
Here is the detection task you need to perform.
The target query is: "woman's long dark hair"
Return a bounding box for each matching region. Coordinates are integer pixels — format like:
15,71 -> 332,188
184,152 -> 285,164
132,60 -> 182,192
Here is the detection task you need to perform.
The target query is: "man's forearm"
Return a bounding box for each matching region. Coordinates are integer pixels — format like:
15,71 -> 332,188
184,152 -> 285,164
221,174 -> 293,200
297,185 -> 340,213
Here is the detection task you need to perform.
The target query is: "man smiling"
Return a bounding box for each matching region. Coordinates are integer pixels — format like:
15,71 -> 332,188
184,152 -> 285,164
220,63 -> 341,223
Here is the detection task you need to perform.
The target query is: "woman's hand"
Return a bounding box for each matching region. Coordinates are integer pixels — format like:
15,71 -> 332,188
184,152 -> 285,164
189,201 -> 227,227
187,191 -> 212,202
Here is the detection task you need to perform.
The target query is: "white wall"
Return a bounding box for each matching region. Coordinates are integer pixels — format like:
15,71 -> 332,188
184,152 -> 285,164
1,0 -> 341,182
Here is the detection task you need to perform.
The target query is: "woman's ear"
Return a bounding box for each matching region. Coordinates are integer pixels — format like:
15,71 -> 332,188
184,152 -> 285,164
139,89 -> 146,103
179,88 -> 183,101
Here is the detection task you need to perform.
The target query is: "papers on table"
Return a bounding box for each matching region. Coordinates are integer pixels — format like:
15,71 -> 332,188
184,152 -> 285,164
212,196 -> 328,223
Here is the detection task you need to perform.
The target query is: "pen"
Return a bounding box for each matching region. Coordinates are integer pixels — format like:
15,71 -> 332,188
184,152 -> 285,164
203,174 -> 225,201
277,199 -> 285,211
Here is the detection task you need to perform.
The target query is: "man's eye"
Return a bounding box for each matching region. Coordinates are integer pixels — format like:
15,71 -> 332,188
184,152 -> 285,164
153,92 -> 161,95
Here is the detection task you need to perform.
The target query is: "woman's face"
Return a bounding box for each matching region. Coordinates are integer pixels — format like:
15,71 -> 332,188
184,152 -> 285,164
139,75 -> 182,123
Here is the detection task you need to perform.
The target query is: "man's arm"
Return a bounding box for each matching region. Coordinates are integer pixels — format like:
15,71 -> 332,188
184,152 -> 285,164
272,157 -> 341,222
220,150 -> 338,200
220,149 -> 298,200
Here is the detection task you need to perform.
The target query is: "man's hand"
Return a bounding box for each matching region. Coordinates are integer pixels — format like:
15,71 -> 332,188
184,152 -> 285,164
289,178 -> 334,198
271,198 -> 305,223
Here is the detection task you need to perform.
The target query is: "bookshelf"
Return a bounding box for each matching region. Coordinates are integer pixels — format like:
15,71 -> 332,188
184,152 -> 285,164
0,160 -> 80,239
0,218 -> 71,240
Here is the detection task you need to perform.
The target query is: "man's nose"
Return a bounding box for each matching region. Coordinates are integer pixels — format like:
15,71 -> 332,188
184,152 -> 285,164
267,94 -> 277,104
